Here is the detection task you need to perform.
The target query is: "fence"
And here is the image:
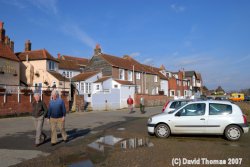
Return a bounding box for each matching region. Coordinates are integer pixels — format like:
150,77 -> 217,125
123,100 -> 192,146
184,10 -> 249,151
0,84 -> 70,117
134,94 -> 173,108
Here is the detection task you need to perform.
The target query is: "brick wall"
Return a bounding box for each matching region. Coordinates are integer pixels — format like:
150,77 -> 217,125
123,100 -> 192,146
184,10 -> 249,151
0,93 -> 69,117
134,94 -> 172,108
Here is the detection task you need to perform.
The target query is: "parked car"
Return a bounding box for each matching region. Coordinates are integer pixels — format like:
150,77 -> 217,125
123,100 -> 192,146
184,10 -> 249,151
148,100 -> 249,141
162,99 -> 191,113
244,96 -> 250,101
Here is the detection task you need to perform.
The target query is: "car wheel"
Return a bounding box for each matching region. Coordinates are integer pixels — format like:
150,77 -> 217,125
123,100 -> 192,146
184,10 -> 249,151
225,125 -> 242,141
155,124 -> 170,138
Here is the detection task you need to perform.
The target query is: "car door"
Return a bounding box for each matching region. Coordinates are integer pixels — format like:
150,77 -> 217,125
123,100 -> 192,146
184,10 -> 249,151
171,103 -> 207,134
206,103 -> 233,134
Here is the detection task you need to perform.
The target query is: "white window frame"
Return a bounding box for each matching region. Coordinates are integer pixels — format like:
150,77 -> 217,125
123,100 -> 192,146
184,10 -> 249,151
128,70 -> 133,81
49,61 -> 55,71
154,75 -> 158,82
119,69 -> 125,80
136,72 -> 141,80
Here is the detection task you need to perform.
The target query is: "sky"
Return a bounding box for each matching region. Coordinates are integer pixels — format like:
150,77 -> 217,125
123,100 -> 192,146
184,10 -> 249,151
0,0 -> 250,91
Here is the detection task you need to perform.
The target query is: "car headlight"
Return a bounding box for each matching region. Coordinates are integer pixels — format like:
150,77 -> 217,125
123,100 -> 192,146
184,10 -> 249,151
148,117 -> 152,123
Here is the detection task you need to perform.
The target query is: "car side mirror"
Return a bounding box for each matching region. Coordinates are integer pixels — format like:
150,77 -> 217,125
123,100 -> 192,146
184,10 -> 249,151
175,112 -> 181,117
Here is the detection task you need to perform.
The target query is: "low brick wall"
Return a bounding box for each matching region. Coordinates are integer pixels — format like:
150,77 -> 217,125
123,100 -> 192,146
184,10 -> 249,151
0,93 -> 70,117
134,94 -> 172,108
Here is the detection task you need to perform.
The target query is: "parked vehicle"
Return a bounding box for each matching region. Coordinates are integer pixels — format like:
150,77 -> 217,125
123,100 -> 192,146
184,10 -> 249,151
162,99 -> 191,113
244,96 -> 250,101
229,93 -> 245,102
148,100 -> 249,141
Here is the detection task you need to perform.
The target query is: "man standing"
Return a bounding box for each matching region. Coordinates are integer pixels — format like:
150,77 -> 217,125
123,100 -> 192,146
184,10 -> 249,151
127,95 -> 134,113
47,90 -> 68,146
140,96 -> 145,114
32,93 -> 47,147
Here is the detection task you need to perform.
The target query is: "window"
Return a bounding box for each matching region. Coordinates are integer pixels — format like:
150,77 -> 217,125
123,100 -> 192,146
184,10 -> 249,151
128,70 -> 133,81
209,103 -> 232,115
154,75 -> 158,82
170,90 -> 175,96
119,69 -> 125,80
136,72 -> 141,79
81,82 -> 84,92
176,103 -> 206,116
66,71 -> 69,78
114,84 -> 118,88
49,61 -> 55,71
96,84 -> 100,91
156,87 -> 159,94
137,85 -> 141,93
177,80 -> 179,85
70,72 -> 73,78
177,90 -> 181,97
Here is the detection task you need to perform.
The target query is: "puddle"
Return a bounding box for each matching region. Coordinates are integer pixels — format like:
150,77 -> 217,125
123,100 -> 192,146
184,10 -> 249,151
68,160 -> 94,167
96,135 -> 123,146
117,128 -> 125,131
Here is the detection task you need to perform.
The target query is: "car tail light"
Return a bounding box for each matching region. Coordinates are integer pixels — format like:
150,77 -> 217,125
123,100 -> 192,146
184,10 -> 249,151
162,101 -> 169,112
243,115 -> 248,124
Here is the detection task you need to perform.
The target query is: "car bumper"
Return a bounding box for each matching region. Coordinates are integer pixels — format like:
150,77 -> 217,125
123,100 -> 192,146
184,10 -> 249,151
147,124 -> 156,134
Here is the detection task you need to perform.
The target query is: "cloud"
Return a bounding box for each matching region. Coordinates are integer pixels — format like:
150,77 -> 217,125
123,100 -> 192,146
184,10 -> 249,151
170,4 -> 186,13
129,52 -> 140,58
143,58 -> 154,65
61,24 -> 96,49
28,0 -> 58,15
2,0 -> 58,14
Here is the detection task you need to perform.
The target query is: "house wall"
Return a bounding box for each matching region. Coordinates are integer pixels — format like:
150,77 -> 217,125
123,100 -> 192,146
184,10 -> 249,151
0,58 -> 20,86
58,69 -> 80,79
134,94 -> 172,107
145,74 -> 160,95
160,80 -> 168,95
0,92 -> 70,117
85,56 -> 112,76
120,85 -> 135,108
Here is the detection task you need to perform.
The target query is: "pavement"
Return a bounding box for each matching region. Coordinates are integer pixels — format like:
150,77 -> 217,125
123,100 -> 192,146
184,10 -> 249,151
0,106 -> 161,167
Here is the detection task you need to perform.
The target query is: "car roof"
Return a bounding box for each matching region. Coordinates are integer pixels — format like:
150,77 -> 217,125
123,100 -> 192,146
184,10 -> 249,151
188,100 -> 232,105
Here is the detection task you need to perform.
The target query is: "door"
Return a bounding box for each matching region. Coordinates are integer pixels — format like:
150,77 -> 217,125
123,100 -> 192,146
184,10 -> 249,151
171,103 -> 207,133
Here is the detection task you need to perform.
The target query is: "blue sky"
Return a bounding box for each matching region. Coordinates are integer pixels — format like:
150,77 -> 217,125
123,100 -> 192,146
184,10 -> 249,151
1,0 -> 250,91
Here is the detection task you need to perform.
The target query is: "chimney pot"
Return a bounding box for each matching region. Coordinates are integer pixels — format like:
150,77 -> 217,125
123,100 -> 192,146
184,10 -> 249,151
57,53 -> 61,59
0,21 -> 3,29
25,40 -> 31,51
94,43 -> 101,55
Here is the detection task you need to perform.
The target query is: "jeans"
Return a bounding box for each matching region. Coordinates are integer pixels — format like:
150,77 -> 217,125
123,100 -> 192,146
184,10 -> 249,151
50,117 -> 68,144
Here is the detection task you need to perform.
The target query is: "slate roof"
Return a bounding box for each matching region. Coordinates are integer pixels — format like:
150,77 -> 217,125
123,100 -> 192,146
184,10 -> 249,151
71,71 -> 100,82
185,71 -> 196,77
16,49 -> 58,62
0,42 -> 19,61
94,76 -> 111,83
58,59 -> 81,71
114,79 -> 135,85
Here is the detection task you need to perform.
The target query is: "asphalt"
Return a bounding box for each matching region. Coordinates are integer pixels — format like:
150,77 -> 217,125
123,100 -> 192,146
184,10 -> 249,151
0,107 -> 161,167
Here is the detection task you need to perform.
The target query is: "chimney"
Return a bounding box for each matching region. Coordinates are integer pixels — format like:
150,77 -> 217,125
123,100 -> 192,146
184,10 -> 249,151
57,53 -> 61,59
0,21 -> 5,43
4,36 -> 10,46
25,40 -> 31,51
94,44 -> 101,55
123,55 -> 132,60
10,41 -> 14,52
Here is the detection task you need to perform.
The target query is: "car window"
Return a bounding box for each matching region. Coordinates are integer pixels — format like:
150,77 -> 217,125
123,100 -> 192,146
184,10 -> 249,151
170,102 -> 177,108
209,103 -> 232,115
176,103 -> 206,116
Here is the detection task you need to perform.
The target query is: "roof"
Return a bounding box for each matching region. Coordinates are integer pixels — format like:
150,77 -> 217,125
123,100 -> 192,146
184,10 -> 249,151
185,71 -> 196,77
48,71 -> 70,81
62,55 -> 89,66
72,71 -> 100,82
16,49 -> 58,62
114,79 -> 135,85
196,72 -> 202,80
94,76 -> 111,83
0,42 -> 19,62
58,59 -> 81,71
141,64 -> 168,80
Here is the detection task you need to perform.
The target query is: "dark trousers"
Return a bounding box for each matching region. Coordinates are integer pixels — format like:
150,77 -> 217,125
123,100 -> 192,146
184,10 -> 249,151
140,104 -> 145,113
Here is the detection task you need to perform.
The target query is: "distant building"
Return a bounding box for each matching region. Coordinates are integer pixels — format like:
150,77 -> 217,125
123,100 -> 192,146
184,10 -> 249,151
0,21 -> 20,88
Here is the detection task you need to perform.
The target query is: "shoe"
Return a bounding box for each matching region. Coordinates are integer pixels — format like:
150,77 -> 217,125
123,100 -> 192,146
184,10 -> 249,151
64,139 -> 69,143
51,143 -> 56,146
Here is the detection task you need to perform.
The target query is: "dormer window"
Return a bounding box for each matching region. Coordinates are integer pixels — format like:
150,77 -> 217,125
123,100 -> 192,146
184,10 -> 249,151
49,61 -> 55,71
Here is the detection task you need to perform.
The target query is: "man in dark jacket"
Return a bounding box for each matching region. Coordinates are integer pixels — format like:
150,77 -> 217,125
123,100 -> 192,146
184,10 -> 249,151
32,93 -> 47,147
47,90 -> 68,146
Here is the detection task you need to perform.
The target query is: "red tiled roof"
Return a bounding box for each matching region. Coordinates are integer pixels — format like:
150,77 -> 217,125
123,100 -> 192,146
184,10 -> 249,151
48,71 -> 70,81
62,55 -> 89,66
58,59 -> 81,71
72,71 -> 100,82
0,43 -> 19,62
114,79 -> 135,85
94,76 -> 111,83
16,49 -> 58,62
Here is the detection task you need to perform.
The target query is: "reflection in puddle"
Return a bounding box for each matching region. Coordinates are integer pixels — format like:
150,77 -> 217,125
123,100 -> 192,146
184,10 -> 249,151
68,159 -> 94,167
117,128 -> 125,131
88,135 -> 153,152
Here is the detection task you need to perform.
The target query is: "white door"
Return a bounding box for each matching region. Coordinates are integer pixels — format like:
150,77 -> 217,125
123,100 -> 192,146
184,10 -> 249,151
171,103 -> 207,133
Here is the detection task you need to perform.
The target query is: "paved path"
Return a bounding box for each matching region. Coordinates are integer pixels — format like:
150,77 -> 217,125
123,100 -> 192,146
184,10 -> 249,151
0,106 -> 161,167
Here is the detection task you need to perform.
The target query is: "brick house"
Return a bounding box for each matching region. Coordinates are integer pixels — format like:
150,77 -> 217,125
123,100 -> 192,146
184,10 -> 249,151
57,54 -> 89,78
16,40 -> 70,92
84,45 -> 165,95
0,21 -> 20,90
